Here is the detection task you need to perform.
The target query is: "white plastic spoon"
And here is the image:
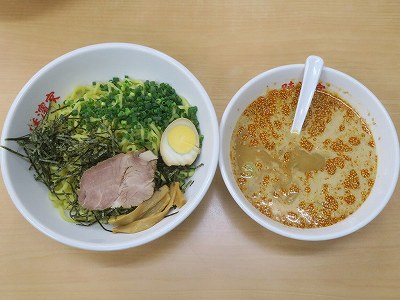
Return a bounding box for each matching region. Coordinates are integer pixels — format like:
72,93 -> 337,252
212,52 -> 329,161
290,55 -> 324,134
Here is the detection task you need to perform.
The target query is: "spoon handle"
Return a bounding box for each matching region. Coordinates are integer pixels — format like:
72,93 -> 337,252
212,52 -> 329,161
290,55 -> 324,134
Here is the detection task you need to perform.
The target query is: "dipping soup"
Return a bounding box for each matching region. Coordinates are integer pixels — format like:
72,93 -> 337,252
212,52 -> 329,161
230,83 -> 377,228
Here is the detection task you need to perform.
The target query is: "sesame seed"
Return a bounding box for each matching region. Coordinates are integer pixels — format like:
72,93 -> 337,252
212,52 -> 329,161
349,136 -> 361,146
344,169 -> 360,189
361,169 -> 370,178
343,194 -> 356,205
300,137 -> 314,152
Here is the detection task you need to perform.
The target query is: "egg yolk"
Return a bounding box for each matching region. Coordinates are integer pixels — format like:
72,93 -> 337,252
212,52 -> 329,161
167,125 -> 197,154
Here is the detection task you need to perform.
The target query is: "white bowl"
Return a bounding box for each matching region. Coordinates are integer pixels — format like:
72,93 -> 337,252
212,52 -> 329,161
219,64 -> 399,241
1,43 -> 219,250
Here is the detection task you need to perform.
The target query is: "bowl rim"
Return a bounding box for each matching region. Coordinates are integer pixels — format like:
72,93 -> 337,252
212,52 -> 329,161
1,42 -> 220,250
219,63 -> 400,241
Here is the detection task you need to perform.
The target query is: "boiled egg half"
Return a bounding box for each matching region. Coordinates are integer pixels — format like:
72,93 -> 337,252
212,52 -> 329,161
160,118 -> 200,166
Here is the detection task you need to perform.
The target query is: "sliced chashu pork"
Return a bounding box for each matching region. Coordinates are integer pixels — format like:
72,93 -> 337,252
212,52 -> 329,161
78,150 -> 158,210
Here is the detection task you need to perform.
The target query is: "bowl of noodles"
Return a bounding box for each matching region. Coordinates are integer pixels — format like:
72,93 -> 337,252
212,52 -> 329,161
219,62 -> 399,241
0,43 -> 219,250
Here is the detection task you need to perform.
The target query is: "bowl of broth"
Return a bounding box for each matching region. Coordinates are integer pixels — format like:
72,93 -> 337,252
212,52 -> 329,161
219,62 -> 399,240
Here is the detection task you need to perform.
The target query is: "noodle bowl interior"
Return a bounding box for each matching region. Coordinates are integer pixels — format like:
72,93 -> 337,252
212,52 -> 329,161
230,83 -> 377,228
